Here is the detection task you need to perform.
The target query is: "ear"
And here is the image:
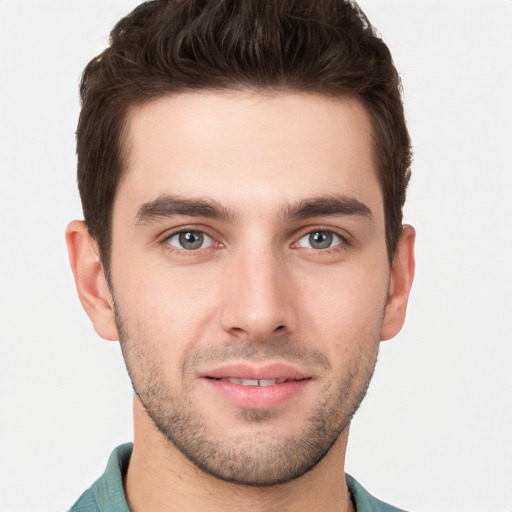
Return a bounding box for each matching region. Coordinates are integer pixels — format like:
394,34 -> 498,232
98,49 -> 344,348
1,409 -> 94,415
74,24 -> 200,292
65,220 -> 119,341
380,224 -> 416,341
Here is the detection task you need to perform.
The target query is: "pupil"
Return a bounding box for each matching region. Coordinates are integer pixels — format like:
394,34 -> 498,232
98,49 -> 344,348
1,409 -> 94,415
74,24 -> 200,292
310,231 -> 332,249
179,231 -> 203,249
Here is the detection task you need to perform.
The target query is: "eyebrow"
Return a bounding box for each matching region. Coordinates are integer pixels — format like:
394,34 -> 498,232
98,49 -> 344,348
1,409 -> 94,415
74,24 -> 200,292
135,195 -> 236,224
135,193 -> 373,225
284,195 -> 373,221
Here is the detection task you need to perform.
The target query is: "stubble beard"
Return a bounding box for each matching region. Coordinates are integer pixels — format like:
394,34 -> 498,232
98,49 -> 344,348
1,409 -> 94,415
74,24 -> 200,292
115,308 -> 380,487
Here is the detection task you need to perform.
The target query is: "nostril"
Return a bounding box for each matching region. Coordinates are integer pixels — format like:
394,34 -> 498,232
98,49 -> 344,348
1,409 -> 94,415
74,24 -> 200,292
275,325 -> 286,331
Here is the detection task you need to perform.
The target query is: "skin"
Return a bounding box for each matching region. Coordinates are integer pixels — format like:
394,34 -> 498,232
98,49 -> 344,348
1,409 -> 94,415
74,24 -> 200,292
66,92 -> 415,512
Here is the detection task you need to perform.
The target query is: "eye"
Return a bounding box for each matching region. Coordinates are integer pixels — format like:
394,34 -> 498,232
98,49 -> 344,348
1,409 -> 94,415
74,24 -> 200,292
296,230 -> 343,250
166,230 -> 213,251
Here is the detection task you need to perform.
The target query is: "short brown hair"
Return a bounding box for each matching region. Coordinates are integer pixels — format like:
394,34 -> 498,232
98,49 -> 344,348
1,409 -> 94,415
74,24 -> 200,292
77,0 -> 411,268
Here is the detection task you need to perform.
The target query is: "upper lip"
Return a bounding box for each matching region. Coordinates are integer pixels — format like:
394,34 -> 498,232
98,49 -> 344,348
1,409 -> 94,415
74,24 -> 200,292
200,363 -> 310,381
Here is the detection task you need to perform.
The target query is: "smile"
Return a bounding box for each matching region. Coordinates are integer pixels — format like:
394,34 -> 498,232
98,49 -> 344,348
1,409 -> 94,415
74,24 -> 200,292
216,377 -> 291,386
201,365 -> 312,409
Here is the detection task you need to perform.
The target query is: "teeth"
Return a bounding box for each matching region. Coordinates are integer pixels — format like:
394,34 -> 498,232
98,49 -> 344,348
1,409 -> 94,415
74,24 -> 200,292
240,379 -> 259,386
258,379 -> 277,386
219,378 -> 289,386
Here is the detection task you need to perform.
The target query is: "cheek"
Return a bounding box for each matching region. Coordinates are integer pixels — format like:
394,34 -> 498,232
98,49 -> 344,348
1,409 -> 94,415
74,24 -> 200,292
112,259 -> 222,346
112,263 -> 225,391
296,262 -> 389,353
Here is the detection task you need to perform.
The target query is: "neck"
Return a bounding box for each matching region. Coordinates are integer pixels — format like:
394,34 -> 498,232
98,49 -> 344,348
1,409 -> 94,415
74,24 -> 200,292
125,398 -> 354,512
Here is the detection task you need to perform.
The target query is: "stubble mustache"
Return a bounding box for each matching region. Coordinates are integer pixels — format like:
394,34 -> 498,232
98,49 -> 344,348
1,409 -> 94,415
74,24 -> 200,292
181,335 -> 333,376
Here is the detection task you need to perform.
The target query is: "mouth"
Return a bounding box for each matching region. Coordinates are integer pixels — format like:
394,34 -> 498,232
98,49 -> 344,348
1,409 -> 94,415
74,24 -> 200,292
211,377 -> 298,386
200,364 -> 312,409
201,362 -> 309,381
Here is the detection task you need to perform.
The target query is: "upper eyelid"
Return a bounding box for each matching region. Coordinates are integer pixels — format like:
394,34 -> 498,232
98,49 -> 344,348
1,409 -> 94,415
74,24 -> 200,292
298,230 -> 343,240
292,226 -> 351,244
294,230 -> 345,249
166,229 -> 212,240
161,230 -> 220,257
158,228 -> 221,256
166,230 -> 214,249
160,225 -> 220,241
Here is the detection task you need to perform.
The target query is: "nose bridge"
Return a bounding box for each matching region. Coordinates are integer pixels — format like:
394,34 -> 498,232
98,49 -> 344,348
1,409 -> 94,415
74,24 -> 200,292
221,237 -> 295,340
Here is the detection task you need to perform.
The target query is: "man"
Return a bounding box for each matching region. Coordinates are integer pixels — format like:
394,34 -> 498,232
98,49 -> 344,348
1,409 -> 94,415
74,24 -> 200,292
66,0 -> 415,510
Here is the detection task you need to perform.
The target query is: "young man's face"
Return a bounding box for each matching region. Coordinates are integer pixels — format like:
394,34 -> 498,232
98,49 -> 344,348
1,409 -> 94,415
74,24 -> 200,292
88,92 -> 413,485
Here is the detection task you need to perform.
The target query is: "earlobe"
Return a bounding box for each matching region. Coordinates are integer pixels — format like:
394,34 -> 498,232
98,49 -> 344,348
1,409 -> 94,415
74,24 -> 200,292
380,225 -> 416,341
65,220 -> 119,341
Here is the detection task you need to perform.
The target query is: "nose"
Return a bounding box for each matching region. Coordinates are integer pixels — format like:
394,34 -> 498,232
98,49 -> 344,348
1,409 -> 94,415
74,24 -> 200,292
220,244 -> 297,342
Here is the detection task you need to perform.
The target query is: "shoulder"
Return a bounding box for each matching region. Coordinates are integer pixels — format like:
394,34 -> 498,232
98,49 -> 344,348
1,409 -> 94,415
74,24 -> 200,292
69,489 -> 101,512
69,444 -> 133,512
346,474 -> 408,512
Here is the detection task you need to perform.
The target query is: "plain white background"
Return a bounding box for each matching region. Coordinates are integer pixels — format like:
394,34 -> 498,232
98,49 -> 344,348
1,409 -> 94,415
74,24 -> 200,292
1,1 -> 511,510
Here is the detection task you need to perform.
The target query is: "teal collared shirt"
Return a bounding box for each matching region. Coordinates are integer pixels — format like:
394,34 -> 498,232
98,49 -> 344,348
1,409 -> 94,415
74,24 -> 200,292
70,443 -> 407,512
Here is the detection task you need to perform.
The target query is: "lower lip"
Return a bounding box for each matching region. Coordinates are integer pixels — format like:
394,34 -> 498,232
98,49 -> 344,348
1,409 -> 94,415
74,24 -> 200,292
202,378 -> 310,410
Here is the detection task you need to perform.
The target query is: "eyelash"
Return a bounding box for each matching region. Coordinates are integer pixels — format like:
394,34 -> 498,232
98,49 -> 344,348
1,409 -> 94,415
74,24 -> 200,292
292,227 -> 350,254
159,226 -> 350,256
160,226 -> 222,256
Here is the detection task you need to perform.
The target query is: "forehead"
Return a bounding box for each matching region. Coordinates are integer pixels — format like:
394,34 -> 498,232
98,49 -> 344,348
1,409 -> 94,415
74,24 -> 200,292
117,91 -> 382,221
